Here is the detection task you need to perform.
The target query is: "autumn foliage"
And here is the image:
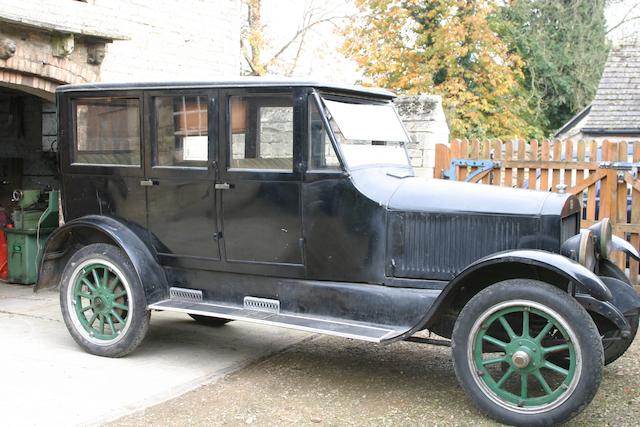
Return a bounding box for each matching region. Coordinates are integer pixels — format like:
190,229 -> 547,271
343,0 -> 537,139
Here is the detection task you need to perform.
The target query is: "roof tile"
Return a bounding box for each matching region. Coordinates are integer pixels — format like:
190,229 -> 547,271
584,43 -> 640,132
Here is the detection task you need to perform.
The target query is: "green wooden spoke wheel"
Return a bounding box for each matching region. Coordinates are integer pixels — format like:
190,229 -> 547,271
452,280 -> 603,426
61,243 -> 150,357
469,302 -> 579,412
71,262 -> 131,342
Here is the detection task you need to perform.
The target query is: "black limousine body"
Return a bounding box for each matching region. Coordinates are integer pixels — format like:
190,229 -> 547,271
37,79 -> 640,426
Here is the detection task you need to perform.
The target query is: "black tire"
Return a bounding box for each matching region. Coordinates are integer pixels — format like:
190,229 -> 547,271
599,259 -> 639,365
451,280 -> 603,427
60,243 -> 150,357
188,314 -> 231,327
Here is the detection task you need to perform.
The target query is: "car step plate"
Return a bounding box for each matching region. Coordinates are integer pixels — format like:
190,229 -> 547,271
149,290 -> 404,343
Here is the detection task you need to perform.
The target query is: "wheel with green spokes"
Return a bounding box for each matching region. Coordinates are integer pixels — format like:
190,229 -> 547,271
452,280 -> 603,426
60,243 -> 150,357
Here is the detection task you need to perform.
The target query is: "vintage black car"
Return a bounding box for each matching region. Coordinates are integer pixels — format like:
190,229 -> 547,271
37,79 -> 640,426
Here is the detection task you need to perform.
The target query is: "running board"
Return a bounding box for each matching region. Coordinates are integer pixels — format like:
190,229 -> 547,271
149,295 -> 405,343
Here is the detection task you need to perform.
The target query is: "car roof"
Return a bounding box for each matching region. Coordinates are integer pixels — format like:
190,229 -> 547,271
56,77 -> 396,99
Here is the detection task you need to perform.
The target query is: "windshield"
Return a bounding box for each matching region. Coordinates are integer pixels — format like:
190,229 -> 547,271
322,98 -> 411,169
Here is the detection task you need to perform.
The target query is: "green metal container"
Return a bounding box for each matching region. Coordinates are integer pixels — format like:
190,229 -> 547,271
5,228 -> 53,285
4,190 -> 59,285
12,210 -> 45,230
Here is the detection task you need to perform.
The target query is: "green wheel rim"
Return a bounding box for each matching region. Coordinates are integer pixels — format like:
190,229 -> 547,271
470,301 -> 578,411
72,263 -> 130,341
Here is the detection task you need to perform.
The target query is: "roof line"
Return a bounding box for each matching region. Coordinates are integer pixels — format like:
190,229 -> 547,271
55,79 -> 396,98
581,128 -> 640,135
554,104 -> 592,138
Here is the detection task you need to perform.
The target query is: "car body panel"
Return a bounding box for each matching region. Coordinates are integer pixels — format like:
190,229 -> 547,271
42,80 -> 635,342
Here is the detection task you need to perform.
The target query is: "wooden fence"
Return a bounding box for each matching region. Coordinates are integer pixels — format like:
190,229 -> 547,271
434,139 -> 640,284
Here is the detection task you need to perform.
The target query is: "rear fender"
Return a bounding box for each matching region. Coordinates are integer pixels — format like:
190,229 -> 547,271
35,215 -> 168,304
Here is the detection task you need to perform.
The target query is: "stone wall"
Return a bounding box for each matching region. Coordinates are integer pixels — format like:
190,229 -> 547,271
97,0 -> 240,81
0,0 -> 240,89
395,94 -> 450,178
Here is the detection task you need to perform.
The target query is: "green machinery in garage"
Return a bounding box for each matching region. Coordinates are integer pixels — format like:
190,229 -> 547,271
4,190 -> 59,285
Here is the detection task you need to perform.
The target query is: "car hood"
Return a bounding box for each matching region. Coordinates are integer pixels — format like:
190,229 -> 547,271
388,176 -> 553,215
350,168 -> 573,217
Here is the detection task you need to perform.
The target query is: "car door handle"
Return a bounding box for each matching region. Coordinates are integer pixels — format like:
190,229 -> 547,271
140,179 -> 158,186
215,183 -> 233,190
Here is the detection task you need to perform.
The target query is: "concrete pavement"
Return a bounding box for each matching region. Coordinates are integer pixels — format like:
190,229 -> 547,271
0,283 -> 310,427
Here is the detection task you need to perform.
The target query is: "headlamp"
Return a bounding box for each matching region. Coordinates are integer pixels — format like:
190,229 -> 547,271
561,229 -> 597,271
588,218 -> 612,259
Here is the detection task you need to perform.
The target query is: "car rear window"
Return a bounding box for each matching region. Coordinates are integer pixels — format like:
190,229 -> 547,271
73,97 -> 141,166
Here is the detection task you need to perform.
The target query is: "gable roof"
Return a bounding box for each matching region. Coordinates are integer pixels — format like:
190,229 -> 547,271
582,43 -> 640,135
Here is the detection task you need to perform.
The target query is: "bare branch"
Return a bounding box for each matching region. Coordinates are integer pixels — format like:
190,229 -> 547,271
606,2 -> 640,34
266,14 -> 351,67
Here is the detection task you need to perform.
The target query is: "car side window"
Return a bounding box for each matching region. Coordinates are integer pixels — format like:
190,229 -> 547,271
309,98 -> 340,171
73,97 -> 140,166
153,95 -> 208,168
229,94 -> 293,171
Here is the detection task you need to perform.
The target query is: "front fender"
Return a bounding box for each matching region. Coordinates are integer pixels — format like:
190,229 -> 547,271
461,250 -> 612,301
386,249 -> 612,343
36,215 -> 168,304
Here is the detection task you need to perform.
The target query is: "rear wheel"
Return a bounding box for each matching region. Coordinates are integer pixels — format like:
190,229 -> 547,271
60,243 -> 150,357
452,280 -> 603,426
188,314 -> 231,327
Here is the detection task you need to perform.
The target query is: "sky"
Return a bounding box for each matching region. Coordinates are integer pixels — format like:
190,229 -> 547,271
260,0 -> 640,84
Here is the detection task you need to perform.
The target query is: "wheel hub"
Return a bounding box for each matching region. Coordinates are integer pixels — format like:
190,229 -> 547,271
512,350 -> 531,368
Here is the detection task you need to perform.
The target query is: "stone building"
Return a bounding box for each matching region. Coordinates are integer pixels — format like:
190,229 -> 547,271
395,94 -> 450,178
0,0 -> 239,203
555,42 -> 640,143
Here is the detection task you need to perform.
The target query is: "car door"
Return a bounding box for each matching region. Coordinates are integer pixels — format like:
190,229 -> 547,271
143,89 -> 221,263
217,89 -> 304,274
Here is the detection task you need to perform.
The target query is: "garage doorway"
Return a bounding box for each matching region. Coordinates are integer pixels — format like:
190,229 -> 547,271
0,86 -> 59,226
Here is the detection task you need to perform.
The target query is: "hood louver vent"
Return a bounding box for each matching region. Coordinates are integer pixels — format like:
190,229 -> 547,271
388,212 -> 539,280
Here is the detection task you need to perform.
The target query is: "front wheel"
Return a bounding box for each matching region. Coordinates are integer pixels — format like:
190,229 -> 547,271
60,243 -> 150,357
452,280 -> 603,426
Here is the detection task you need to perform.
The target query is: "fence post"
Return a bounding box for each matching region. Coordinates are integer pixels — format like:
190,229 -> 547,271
615,141 -> 629,269
434,144 -> 451,179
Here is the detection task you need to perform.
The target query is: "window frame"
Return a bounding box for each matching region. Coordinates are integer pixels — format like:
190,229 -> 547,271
220,88 -> 303,181
148,91 -> 210,171
63,90 -> 144,177
307,92 -> 344,173
143,89 -> 217,180
316,91 -> 413,173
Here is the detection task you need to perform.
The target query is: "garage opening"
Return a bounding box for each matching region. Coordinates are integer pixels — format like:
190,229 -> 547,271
0,86 -> 60,284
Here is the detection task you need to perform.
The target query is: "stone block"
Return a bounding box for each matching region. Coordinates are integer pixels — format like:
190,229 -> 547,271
42,112 -> 57,136
42,135 -> 57,152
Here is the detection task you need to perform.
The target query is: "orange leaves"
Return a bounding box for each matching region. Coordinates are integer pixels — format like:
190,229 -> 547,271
342,0 -> 533,139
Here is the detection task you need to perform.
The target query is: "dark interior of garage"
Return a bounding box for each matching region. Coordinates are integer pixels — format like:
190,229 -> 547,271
0,86 -> 60,284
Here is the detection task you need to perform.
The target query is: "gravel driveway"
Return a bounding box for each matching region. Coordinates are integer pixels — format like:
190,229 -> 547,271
110,329 -> 639,426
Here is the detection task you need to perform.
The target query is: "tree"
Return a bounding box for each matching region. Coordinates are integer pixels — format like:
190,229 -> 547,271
241,0 -> 350,76
342,0 -> 539,139
497,0 -> 609,133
